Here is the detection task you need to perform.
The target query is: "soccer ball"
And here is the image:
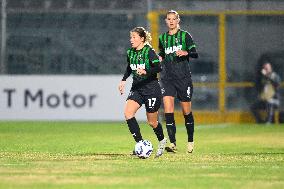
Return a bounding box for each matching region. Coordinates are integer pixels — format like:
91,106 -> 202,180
134,140 -> 153,159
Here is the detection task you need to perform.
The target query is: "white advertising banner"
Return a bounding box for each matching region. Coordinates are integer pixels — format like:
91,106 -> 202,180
0,75 -> 146,121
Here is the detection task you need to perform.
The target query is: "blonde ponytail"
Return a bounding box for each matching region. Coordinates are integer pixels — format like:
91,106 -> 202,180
144,30 -> 152,46
130,27 -> 152,46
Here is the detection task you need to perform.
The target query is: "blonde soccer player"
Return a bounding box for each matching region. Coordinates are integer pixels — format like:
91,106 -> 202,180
158,10 -> 198,153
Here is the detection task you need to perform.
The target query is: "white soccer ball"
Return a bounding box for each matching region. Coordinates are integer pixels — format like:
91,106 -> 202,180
134,140 -> 153,159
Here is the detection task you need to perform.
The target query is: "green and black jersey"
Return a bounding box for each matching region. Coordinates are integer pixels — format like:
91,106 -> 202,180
122,44 -> 161,89
159,29 -> 198,80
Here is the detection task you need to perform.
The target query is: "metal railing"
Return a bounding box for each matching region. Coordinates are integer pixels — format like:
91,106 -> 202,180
148,10 -> 284,114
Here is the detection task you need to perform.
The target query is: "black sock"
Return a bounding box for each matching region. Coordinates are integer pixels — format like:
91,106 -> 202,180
126,117 -> 143,142
184,112 -> 194,142
165,113 -> 176,144
153,122 -> 165,141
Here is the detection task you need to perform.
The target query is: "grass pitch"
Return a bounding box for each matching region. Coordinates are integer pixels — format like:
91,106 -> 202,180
0,122 -> 283,189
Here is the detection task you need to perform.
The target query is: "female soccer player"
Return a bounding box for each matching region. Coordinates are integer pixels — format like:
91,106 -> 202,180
118,27 -> 167,158
158,10 -> 198,153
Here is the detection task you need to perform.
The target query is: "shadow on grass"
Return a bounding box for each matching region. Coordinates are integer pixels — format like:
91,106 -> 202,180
74,152 -> 132,160
77,152 -> 128,156
223,152 -> 284,156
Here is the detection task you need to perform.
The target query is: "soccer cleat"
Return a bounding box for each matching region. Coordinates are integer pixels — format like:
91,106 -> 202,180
155,138 -> 167,158
165,143 -> 177,153
187,142 -> 194,153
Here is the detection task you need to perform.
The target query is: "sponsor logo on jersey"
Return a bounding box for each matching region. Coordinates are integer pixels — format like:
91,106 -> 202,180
138,54 -> 143,60
165,45 -> 182,55
174,37 -> 179,43
130,63 -> 145,70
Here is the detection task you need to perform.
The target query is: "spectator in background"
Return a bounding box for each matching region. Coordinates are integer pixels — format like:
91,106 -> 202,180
251,62 -> 281,124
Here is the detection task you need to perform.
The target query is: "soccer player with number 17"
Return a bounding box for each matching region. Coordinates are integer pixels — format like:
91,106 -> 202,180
118,27 -> 167,158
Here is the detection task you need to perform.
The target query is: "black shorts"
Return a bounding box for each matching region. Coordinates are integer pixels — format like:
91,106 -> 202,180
160,78 -> 193,102
127,80 -> 162,113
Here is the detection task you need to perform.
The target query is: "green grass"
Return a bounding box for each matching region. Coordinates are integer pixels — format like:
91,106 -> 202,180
0,122 -> 284,189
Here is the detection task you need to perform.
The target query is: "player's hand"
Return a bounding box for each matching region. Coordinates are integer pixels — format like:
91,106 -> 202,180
176,50 -> 188,57
118,81 -> 126,95
261,68 -> 267,76
159,56 -> 163,62
136,68 -> 146,76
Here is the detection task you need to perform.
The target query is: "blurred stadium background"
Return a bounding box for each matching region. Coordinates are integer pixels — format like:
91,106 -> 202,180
0,0 -> 284,123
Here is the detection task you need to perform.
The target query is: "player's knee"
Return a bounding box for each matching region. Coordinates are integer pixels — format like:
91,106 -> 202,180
124,110 -> 135,120
183,109 -> 191,115
164,105 -> 174,113
147,120 -> 158,128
